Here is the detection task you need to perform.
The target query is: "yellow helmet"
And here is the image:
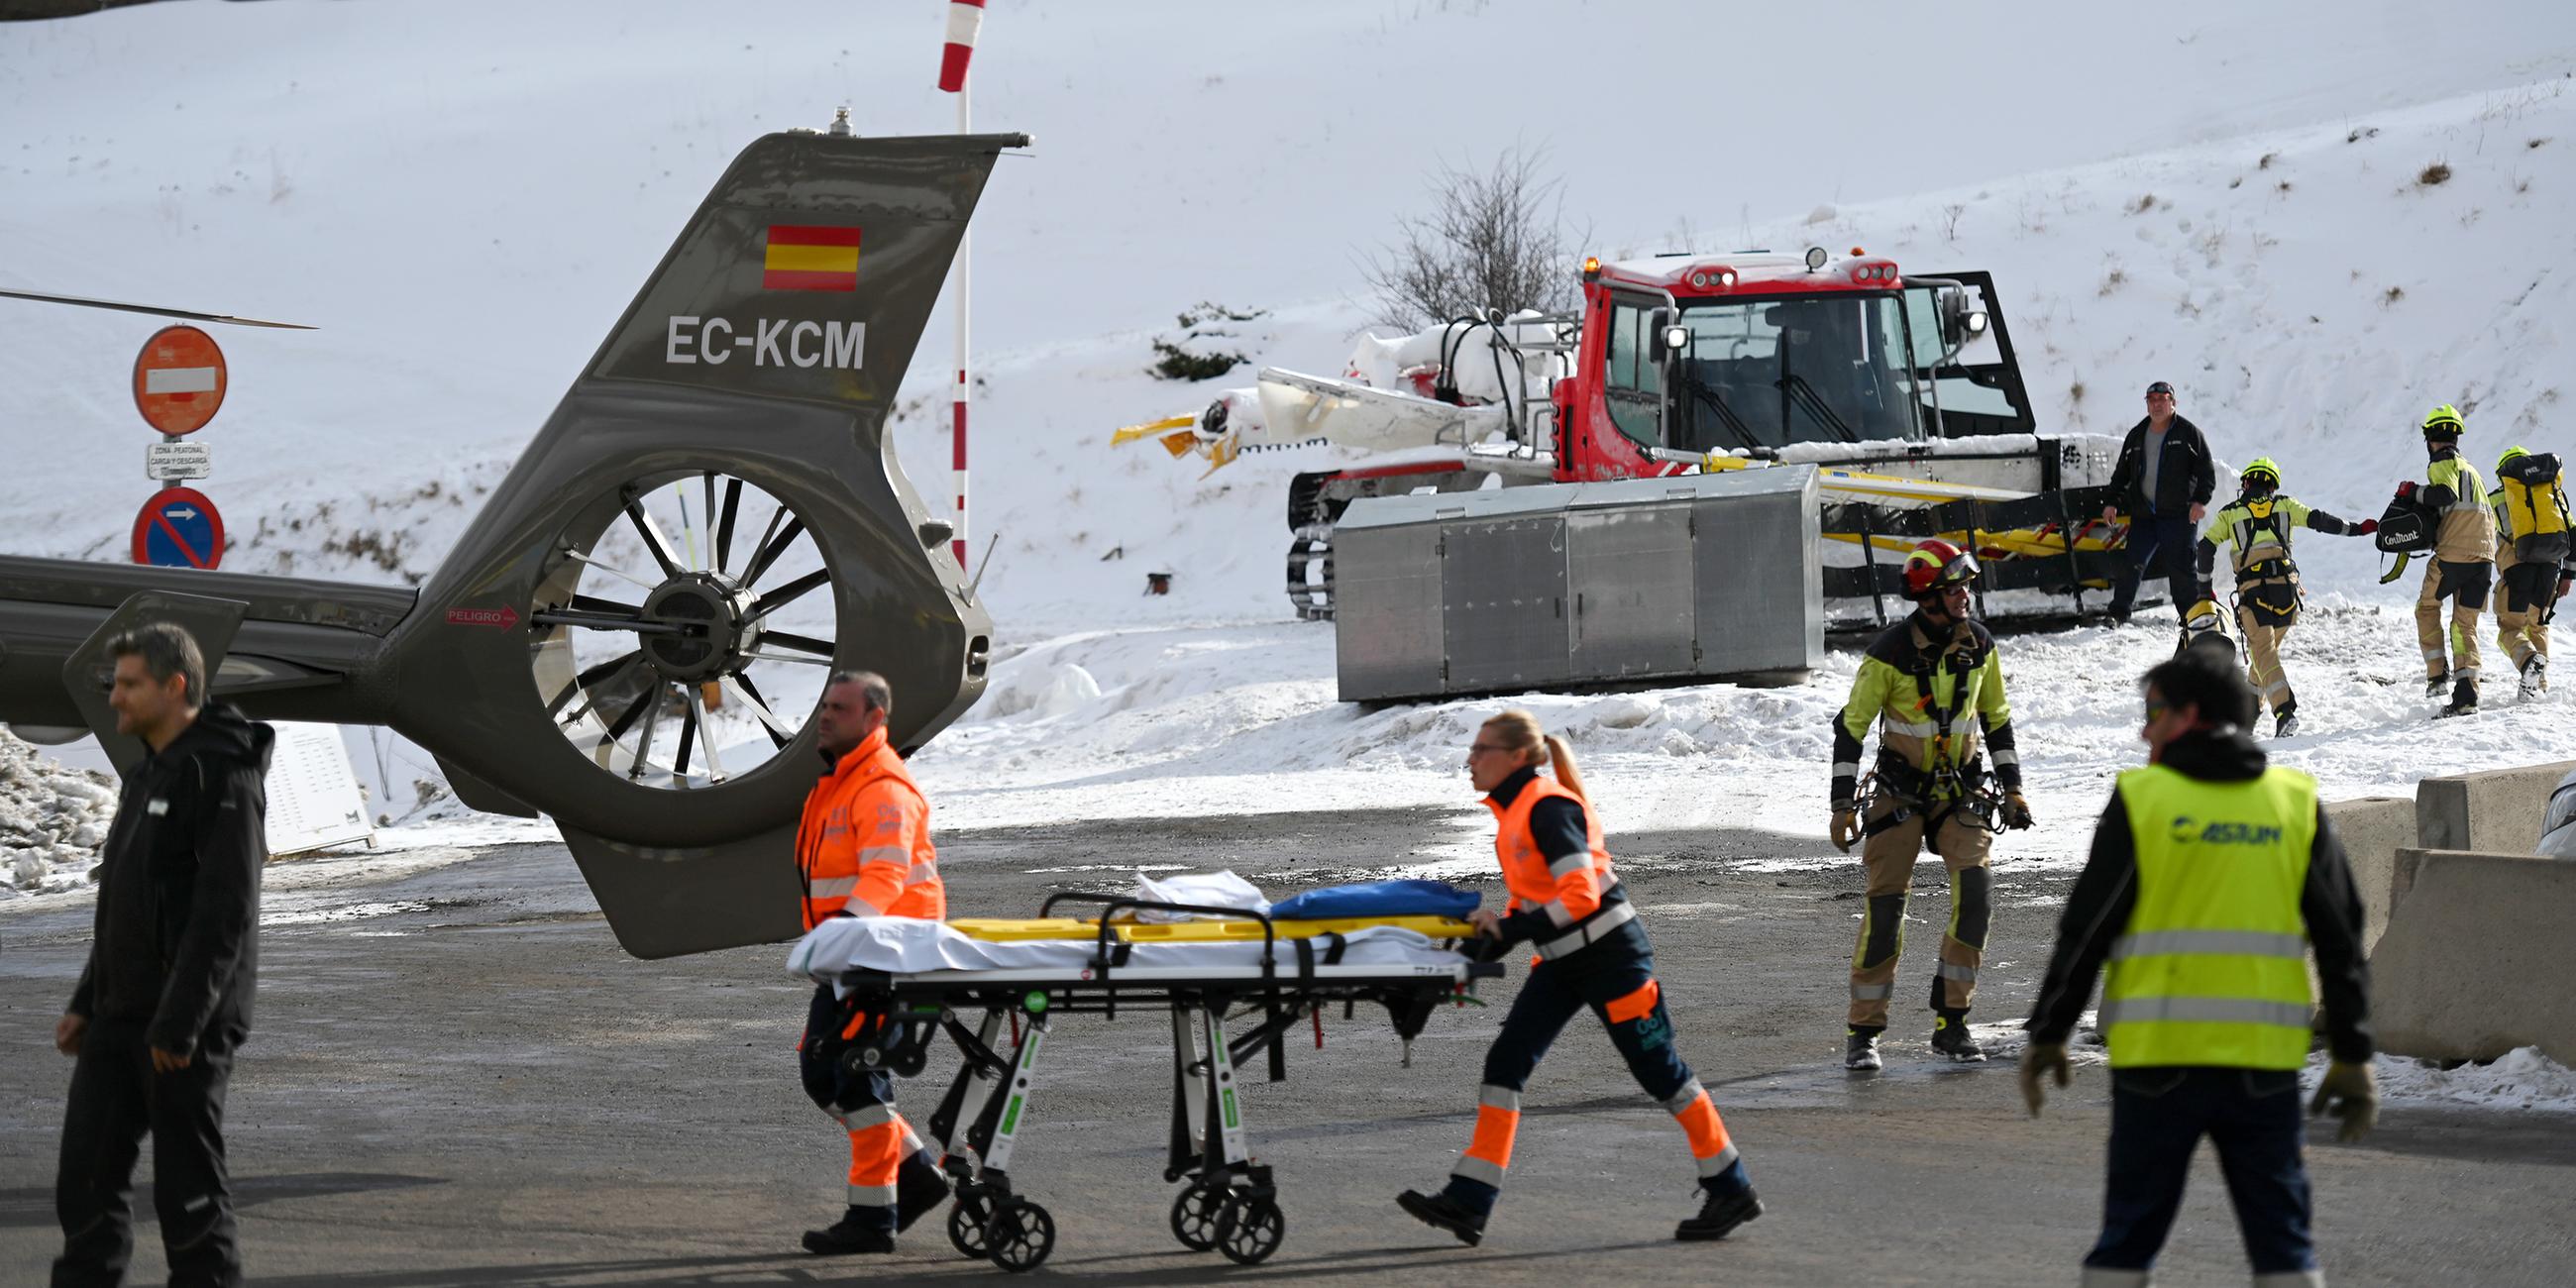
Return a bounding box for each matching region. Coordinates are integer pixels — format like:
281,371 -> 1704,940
2239,456 -> 2282,489
2422,403 -> 2465,437
2500,444 -> 2530,473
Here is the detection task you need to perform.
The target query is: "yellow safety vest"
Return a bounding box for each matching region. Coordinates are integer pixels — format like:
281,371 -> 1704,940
2101,764 -> 2316,1070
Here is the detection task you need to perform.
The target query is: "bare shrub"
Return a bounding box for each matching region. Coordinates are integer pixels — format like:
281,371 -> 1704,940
2098,268 -> 2128,297
1361,149 -> 1582,329
2417,161 -> 2453,186
2258,152 -> 2281,169
2128,192 -> 2157,214
2383,285 -> 2406,305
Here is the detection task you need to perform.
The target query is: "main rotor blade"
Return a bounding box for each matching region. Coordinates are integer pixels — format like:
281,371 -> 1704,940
0,287 -> 316,330
622,498 -> 688,581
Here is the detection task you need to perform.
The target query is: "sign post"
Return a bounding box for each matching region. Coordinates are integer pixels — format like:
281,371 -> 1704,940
130,326 -> 225,568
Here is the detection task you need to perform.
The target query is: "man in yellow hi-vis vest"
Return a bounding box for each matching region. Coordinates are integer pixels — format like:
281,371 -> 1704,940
2018,646 -> 2375,1287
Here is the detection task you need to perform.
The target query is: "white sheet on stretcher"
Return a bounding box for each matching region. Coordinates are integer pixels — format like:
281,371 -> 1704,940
788,916 -> 1465,984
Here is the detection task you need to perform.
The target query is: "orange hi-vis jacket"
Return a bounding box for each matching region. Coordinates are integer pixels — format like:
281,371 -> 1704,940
1486,772 -> 1633,960
797,727 -> 944,929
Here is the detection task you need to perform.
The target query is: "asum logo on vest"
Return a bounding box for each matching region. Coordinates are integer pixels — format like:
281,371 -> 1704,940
2167,814 -> 2284,846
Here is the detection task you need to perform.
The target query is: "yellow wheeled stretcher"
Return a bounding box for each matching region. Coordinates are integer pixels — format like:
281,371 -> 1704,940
788,892 -> 1497,1273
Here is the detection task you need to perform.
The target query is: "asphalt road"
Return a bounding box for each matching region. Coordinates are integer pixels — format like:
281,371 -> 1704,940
4,805 -> 2572,1286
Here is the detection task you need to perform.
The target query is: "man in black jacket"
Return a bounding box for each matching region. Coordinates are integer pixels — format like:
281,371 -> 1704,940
2101,380 -> 2219,624
54,623 -> 274,1288
2018,647 -> 2373,1286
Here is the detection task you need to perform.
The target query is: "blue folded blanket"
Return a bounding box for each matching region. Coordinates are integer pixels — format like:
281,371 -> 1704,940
1269,879 -> 1479,921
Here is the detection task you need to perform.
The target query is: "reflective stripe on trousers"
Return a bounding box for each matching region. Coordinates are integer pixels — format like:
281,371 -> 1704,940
1662,1078 -> 1739,1178
1449,1083 -> 1520,1187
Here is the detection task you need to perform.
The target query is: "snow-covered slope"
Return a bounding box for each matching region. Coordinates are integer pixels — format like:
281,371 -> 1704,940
8,1 -> 2576,888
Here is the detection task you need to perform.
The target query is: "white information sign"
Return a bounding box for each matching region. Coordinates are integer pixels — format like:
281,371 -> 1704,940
264,721 -> 376,858
146,440 -> 212,483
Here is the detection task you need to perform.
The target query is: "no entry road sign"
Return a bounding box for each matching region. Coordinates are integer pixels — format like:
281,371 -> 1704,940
131,486 -> 226,570
133,325 -> 227,435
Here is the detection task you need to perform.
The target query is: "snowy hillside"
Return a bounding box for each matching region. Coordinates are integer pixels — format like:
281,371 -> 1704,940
8,1 -> 2576,885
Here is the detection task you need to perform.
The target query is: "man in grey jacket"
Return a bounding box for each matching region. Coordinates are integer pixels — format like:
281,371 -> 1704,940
54,623 -> 274,1288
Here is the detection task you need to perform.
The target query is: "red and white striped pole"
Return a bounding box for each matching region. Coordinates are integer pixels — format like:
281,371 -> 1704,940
940,0 -> 985,571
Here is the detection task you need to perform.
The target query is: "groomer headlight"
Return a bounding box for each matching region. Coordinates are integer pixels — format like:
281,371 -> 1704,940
1664,324 -> 1690,352
1805,246 -> 1830,271
1965,309 -> 1989,334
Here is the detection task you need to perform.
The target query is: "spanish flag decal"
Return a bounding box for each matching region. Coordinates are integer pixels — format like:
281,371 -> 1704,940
763,225 -> 862,291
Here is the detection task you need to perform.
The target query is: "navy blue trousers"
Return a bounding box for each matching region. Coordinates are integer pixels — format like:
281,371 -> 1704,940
2111,512 -> 2200,620
2085,1067 -> 2316,1277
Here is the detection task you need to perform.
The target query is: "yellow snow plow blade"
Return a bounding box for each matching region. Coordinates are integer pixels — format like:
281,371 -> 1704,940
1110,413 -> 1201,457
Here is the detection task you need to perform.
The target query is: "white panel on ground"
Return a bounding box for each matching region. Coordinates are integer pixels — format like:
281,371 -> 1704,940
265,721 -> 375,858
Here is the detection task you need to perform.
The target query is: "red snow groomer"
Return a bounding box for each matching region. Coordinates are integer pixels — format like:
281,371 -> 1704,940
1119,247 -> 2135,625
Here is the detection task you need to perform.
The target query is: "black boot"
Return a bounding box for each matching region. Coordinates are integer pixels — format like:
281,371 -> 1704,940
1930,1012 -> 1986,1062
1844,1027 -> 1882,1071
802,1207 -> 895,1255
2426,669 -> 2451,699
895,1153 -> 951,1234
2441,676 -> 2480,717
1397,1189 -> 1486,1246
2274,699 -> 2301,738
1674,1184 -> 1764,1241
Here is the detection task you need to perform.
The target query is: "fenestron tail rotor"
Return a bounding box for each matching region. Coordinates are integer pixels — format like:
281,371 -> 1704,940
532,470 -> 839,790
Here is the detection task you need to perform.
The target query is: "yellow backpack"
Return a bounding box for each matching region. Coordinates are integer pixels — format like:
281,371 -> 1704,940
2498,449 -> 2572,563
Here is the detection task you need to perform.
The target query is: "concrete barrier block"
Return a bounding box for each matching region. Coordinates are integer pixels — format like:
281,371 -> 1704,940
2371,848 -> 2576,1065
2324,796 -> 2415,953
2415,760 -> 2576,854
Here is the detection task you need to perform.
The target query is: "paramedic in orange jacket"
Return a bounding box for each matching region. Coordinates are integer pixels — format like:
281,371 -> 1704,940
1398,709 -> 1763,1247
794,671 -> 953,1256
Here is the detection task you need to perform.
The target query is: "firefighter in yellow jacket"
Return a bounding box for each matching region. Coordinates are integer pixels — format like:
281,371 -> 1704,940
1830,539 -> 2033,1071
2412,404 -> 2499,715
793,671 -> 952,1256
2193,458 -> 2377,738
2489,445 -> 2576,700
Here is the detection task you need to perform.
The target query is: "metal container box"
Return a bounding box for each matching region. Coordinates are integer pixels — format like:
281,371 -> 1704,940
1333,467 -> 1823,701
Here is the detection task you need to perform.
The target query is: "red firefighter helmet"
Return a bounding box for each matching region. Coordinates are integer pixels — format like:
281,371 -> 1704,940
1902,538 -> 1981,597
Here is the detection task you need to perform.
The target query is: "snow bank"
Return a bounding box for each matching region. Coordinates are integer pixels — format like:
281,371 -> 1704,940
2360,1046 -> 2576,1113
0,729 -> 118,895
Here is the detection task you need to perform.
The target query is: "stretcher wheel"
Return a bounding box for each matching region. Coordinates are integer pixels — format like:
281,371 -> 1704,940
1213,1195 -> 1284,1265
946,1194 -> 992,1259
1169,1181 -> 1225,1251
986,1200 -> 1056,1273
